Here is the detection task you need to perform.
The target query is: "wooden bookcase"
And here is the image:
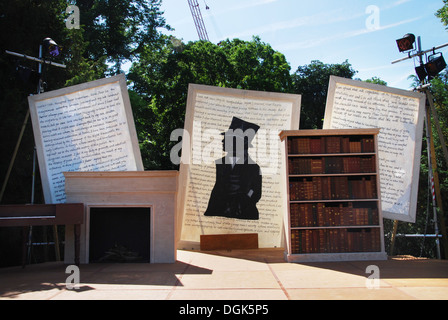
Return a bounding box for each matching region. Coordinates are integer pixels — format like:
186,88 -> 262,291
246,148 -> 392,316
279,129 -> 387,262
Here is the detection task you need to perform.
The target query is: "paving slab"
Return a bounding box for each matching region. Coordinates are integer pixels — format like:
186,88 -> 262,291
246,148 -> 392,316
287,287 -> 416,300
0,249 -> 447,300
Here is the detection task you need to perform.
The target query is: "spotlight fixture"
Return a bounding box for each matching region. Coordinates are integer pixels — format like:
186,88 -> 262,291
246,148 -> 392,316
16,65 -> 39,86
43,37 -> 60,57
425,52 -> 447,78
396,33 -> 415,52
415,65 -> 427,82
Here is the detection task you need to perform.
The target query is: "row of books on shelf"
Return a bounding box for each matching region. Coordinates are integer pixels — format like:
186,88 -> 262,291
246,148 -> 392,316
290,203 -> 379,227
290,228 -> 382,254
288,156 -> 376,175
288,136 -> 375,155
289,176 -> 377,201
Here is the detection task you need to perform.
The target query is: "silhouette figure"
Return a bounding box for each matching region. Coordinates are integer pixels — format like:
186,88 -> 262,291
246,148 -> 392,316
204,117 -> 262,220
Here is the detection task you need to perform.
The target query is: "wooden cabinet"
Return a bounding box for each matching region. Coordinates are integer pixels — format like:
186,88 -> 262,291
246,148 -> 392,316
280,129 -> 387,262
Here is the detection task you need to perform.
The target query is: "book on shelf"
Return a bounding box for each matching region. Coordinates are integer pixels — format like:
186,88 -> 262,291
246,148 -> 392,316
287,135 -> 376,155
361,137 -> 375,153
311,158 -> 324,174
290,203 -> 379,228
310,137 -> 324,154
289,176 -> 377,201
290,228 -> 381,254
288,156 -> 375,175
288,137 -> 311,154
325,136 -> 342,153
325,157 -> 343,173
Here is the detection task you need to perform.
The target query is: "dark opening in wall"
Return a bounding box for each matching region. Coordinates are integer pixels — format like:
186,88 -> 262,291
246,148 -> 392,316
89,207 -> 151,263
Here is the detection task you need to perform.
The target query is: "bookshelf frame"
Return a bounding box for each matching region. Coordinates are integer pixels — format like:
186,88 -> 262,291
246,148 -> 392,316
280,129 -> 387,262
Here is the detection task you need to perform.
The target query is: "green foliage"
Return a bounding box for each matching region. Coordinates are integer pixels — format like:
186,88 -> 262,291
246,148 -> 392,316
128,36 -> 294,169
64,28 -> 108,86
76,0 -> 171,73
436,0 -> 448,29
364,76 -> 387,86
292,60 -> 357,129
220,37 -> 293,92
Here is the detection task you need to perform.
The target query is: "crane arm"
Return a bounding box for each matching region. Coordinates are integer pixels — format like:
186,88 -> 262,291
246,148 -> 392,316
187,0 -> 209,41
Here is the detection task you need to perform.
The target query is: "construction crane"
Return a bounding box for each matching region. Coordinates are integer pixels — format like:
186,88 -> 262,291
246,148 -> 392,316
187,0 -> 209,41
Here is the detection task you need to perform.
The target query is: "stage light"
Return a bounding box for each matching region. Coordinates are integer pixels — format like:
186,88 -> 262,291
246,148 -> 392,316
42,37 -> 60,57
425,52 -> 447,78
396,33 -> 415,52
415,65 -> 427,82
16,65 -> 39,86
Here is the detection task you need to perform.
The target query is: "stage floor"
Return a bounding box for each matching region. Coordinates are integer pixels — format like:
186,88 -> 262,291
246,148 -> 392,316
1,249 -> 448,300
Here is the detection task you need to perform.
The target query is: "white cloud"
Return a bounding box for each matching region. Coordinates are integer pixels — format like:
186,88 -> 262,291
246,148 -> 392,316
225,8 -> 359,39
203,0 -> 280,18
388,71 -> 415,88
387,0 -> 412,9
276,16 -> 423,51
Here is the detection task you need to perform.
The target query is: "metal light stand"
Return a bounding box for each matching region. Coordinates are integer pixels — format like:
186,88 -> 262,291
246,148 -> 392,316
423,87 -> 441,259
1,47 -> 66,203
390,36 -> 448,259
2,41 -> 66,265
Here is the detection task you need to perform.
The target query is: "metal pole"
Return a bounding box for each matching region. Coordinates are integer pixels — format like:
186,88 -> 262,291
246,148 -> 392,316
38,45 -> 43,94
390,220 -> 399,255
0,109 -> 30,203
396,234 -> 443,238
3,42 -> 66,265
5,50 -> 66,69
391,42 -> 448,64
417,36 -> 423,65
425,105 -> 441,259
31,147 -> 36,204
1,47 -> 65,203
26,44 -> 44,266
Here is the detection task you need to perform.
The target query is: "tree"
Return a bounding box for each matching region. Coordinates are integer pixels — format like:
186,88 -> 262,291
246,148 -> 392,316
364,76 -> 387,86
63,0 -> 171,85
129,36 -> 293,169
221,37 -> 293,92
436,0 -> 448,29
64,27 -> 108,86
292,60 -> 357,129
75,0 -> 171,74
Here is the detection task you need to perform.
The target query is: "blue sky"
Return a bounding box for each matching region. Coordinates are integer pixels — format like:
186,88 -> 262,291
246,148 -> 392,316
160,0 -> 447,90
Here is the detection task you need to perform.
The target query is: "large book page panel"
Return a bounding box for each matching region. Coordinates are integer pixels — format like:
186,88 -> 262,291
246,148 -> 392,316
28,74 -> 143,204
177,84 -> 301,248
323,76 -> 425,223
